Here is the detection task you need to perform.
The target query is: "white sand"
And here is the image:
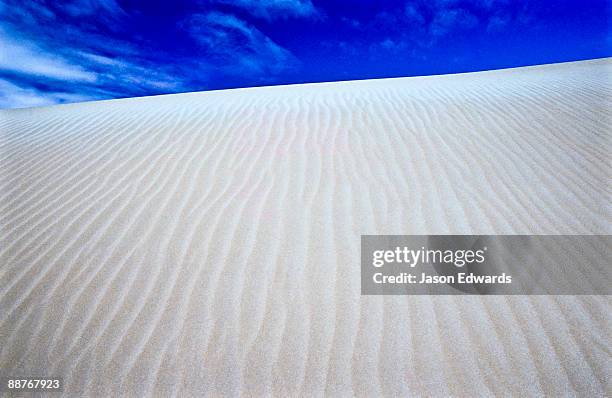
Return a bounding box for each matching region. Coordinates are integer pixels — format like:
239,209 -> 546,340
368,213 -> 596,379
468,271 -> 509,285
0,59 -> 610,396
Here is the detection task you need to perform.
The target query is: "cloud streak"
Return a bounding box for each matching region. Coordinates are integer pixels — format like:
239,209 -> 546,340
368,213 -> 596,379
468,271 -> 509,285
0,29 -> 97,82
429,7 -> 478,37
0,0 -> 304,108
188,12 -> 298,78
211,0 -> 319,20
0,0 -> 606,109
0,78 -> 95,109
333,0 -> 530,59
0,0 -> 192,108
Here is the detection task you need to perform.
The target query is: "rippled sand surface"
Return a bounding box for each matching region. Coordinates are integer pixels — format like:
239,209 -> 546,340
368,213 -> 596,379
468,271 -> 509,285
1,59 -> 610,396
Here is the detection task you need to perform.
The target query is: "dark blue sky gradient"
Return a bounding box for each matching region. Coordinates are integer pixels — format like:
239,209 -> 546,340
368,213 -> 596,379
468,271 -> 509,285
0,0 -> 610,108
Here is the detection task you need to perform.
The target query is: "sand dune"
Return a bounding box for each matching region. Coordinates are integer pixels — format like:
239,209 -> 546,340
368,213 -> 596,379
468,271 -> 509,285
0,59 -> 611,396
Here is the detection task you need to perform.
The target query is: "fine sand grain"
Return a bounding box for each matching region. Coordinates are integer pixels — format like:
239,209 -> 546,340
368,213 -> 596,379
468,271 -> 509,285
0,59 -> 611,396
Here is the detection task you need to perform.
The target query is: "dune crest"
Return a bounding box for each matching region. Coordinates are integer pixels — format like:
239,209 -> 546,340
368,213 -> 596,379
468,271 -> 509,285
1,59 -> 611,396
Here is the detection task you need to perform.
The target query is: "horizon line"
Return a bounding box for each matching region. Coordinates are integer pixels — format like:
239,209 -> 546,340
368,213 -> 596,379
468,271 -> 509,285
3,56 -> 610,111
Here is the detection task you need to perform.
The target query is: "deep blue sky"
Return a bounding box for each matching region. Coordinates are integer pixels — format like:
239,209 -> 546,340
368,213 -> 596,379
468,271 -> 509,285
1,0 -> 610,108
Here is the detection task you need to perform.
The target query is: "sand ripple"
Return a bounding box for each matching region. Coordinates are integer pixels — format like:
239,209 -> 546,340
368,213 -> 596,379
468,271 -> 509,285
1,59 -> 611,396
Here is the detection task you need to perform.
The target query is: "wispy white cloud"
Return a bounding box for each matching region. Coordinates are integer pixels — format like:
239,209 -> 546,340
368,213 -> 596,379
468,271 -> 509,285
0,1 -> 192,109
487,14 -> 510,32
331,0 -> 524,57
212,0 -> 319,20
430,8 -> 478,37
0,78 -> 95,109
77,51 -> 186,91
0,28 -> 98,82
0,0 -> 310,109
188,12 -> 298,77
404,4 -> 426,26
61,0 -> 124,17
472,0 -> 511,10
